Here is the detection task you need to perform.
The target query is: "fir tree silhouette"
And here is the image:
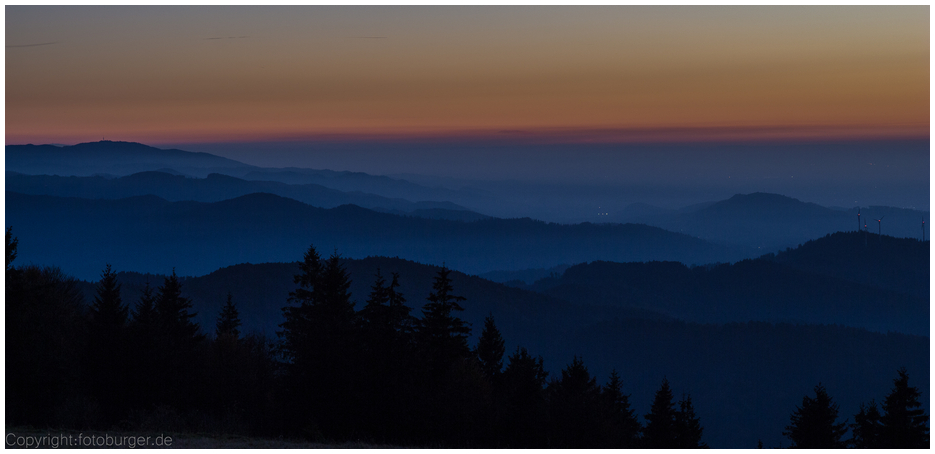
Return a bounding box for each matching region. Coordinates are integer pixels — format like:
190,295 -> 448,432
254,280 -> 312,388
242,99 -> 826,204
675,394 -> 707,448
500,347 -> 549,447
879,368 -> 929,448
783,383 -> 848,448
216,291 -> 242,339
850,400 -> 882,448
548,355 -> 602,447
85,264 -> 130,423
475,313 -> 505,382
6,226 -> 17,271
643,378 -> 678,448
416,266 -> 471,375
278,246 -> 360,439
600,369 -> 641,448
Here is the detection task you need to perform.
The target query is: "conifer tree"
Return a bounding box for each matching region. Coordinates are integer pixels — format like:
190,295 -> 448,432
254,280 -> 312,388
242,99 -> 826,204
216,291 -> 242,339
600,369 -> 641,448
675,394 -> 707,448
643,378 -> 678,448
6,226 -> 17,271
279,245 -> 322,365
416,266 -> 471,372
152,269 -> 203,409
132,281 -> 158,329
278,246 -> 360,439
782,383 -> 848,449
500,347 -> 549,447
548,356 -> 602,447
361,269 -> 389,324
90,264 -> 128,331
156,269 -> 200,340
86,264 -> 130,421
127,280 -> 159,409
316,252 -> 356,324
879,368 -> 929,448
475,313 -> 505,382
386,272 -> 412,333
850,400 -> 882,448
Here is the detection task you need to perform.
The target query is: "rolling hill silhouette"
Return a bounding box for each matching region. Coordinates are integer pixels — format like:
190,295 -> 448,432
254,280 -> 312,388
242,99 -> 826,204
6,140 -> 254,177
7,191 -> 744,281
5,140 -> 489,210
614,192 -> 928,251
6,171 -> 479,217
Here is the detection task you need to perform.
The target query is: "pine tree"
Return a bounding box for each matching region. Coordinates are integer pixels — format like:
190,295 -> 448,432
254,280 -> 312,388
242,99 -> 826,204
782,383 -> 848,449
90,264 -> 128,330
132,281 -> 158,328
6,264 -> 86,426
600,369 -> 641,448
126,280 -> 160,411
156,269 -> 200,340
216,291 -> 242,339
316,252 -> 356,324
279,245 -> 322,365
416,266 -> 471,373
500,347 -> 549,447
278,246 -> 360,439
6,226 -> 18,271
85,264 -> 131,422
643,378 -> 678,448
675,394 -> 707,448
386,272 -> 412,333
360,269 -> 412,336
850,400 -> 882,448
879,368 -> 929,448
548,356 -> 602,447
475,313 -> 505,382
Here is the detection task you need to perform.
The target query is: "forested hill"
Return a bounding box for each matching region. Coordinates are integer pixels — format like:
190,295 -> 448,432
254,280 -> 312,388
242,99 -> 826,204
7,191 -> 744,281
765,231 -> 929,299
69,254 -> 929,448
79,258 -> 665,348
523,233 -> 928,336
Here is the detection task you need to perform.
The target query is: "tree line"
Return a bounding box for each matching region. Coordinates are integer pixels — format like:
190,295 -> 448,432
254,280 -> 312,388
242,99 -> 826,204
5,228 -> 928,448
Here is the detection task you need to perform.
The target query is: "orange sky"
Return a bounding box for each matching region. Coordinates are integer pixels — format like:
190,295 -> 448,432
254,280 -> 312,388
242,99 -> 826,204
5,6 -> 930,144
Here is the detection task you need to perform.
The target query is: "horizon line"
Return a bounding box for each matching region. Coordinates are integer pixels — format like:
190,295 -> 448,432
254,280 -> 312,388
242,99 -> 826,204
6,123 -> 929,147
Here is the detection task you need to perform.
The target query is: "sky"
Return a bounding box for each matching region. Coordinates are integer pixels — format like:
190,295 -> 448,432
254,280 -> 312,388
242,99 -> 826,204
5,6 -> 930,145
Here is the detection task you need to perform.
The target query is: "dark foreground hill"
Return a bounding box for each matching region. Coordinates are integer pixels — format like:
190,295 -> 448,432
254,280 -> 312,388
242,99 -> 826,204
73,256 -> 929,448
766,231 -> 929,299
6,191 -> 744,281
521,231 -> 927,336
6,171 -> 478,217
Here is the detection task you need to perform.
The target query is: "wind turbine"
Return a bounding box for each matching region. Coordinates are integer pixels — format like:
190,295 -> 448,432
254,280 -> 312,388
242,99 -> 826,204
876,215 -> 884,236
922,217 -> 926,242
857,208 -> 861,232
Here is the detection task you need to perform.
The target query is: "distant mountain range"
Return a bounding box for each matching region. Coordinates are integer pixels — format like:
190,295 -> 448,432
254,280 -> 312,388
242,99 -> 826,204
613,192 -> 928,250
7,191 -> 744,281
7,140 -> 927,252
6,141 -> 254,177
6,140 -> 489,209
6,171 -> 482,218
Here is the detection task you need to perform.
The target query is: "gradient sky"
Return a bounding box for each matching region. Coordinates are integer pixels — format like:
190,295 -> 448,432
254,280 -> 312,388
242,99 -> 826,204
5,6 -> 930,145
